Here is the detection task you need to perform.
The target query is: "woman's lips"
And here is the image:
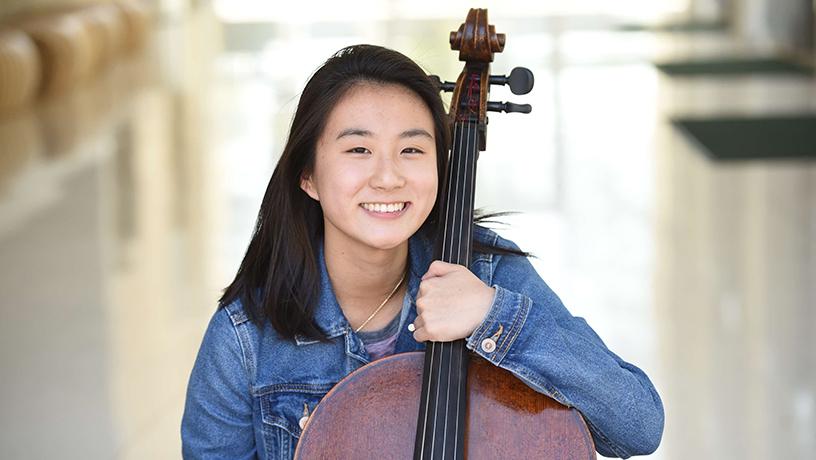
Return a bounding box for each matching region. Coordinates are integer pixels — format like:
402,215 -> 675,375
359,201 -> 410,218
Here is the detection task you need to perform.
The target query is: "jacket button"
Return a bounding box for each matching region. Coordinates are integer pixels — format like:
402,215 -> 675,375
480,338 -> 496,353
299,402 -> 310,430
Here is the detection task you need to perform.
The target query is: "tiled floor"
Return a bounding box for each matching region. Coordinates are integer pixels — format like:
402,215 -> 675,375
0,4 -> 813,459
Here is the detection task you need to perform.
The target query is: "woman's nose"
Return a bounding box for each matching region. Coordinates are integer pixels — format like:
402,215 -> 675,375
370,155 -> 406,190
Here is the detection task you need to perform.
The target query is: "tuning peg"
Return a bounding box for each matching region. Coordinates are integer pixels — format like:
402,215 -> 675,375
487,101 -> 532,114
428,75 -> 455,92
489,67 -> 534,95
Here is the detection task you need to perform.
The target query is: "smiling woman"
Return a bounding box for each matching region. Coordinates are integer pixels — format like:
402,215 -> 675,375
211,45 -> 453,341
181,44 -> 664,460
301,83 -> 438,262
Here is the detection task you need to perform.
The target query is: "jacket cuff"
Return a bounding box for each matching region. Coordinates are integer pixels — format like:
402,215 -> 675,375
465,285 -> 532,365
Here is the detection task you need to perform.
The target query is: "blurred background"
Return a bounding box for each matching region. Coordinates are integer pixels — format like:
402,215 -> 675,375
0,0 -> 814,458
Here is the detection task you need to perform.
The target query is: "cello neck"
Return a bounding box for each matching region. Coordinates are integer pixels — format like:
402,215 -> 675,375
412,72 -> 482,460
438,117 -> 481,266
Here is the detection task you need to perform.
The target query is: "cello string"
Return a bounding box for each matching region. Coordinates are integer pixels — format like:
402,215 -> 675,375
446,109 -> 476,458
440,119 -> 462,459
445,127 -> 461,460
422,117 -> 464,459
438,115 -> 468,458
456,118 -> 475,459
463,118 -> 477,457
440,117 -> 467,452
450,114 -> 474,458
419,339 -> 434,459
453,117 -> 475,459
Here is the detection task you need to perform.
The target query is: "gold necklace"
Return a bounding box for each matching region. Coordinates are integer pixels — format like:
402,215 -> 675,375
354,271 -> 406,333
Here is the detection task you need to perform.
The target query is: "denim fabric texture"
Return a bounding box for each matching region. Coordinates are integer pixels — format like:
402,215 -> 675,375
181,226 -> 665,459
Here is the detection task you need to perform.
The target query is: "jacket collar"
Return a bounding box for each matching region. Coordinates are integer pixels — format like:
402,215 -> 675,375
294,231 -> 434,345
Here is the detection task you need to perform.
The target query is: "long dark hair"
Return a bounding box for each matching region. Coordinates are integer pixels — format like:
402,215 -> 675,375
219,44 -> 527,341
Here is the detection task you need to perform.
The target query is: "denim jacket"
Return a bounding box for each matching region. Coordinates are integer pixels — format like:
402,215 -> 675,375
181,226 -> 664,459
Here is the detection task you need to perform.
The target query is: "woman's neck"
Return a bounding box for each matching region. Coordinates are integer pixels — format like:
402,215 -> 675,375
323,233 -> 408,327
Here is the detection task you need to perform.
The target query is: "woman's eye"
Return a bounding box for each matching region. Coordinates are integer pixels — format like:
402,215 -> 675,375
402,147 -> 424,154
347,147 -> 370,154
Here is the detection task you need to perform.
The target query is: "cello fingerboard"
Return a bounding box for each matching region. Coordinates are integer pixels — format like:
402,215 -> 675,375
414,117 -> 480,460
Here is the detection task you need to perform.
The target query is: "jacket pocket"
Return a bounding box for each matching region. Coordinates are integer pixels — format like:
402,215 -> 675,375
257,383 -> 335,460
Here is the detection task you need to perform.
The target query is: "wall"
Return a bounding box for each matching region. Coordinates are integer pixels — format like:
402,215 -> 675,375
731,0 -> 814,53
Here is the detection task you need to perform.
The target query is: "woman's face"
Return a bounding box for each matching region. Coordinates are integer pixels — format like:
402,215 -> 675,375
301,82 -> 438,252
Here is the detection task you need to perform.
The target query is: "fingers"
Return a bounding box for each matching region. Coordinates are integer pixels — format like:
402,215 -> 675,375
412,316 -> 426,342
413,326 -> 429,343
421,260 -> 460,280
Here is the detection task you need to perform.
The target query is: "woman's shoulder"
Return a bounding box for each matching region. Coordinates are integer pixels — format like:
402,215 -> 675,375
190,299 -> 260,384
218,297 -> 253,328
207,298 -> 268,352
472,224 -> 525,253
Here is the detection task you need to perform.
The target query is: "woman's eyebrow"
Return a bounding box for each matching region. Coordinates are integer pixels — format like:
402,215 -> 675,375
335,128 -> 433,140
336,128 -> 372,140
400,128 -> 433,139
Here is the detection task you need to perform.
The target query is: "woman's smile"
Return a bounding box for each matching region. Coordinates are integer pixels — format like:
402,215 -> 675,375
360,201 -> 411,218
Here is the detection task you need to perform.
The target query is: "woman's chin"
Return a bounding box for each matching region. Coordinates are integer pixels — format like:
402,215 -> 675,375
365,239 -> 407,252
359,232 -> 413,251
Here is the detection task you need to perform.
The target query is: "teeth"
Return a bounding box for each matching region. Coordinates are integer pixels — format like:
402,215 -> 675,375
362,202 -> 405,213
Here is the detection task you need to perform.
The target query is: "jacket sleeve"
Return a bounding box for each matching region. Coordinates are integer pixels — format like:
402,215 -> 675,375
181,308 -> 257,459
466,235 -> 664,458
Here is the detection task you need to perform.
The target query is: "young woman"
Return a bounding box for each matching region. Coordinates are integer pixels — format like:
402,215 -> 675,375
181,44 -> 664,459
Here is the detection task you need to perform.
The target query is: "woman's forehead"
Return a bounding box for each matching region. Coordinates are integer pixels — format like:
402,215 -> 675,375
322,83 -> 435,139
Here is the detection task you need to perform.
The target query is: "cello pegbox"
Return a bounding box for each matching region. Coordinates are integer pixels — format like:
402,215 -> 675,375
449,8 -> 505,62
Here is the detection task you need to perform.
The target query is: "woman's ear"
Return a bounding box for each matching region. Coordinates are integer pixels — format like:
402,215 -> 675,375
300,174 -> 319,201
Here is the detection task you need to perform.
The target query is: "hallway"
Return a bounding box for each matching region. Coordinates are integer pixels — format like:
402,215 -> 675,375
0,1 -> 814,458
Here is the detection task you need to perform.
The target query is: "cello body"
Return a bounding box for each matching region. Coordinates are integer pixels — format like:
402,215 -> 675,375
294,353 -> 596,459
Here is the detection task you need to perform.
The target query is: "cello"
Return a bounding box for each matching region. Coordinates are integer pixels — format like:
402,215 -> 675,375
295,9 -> 596,459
